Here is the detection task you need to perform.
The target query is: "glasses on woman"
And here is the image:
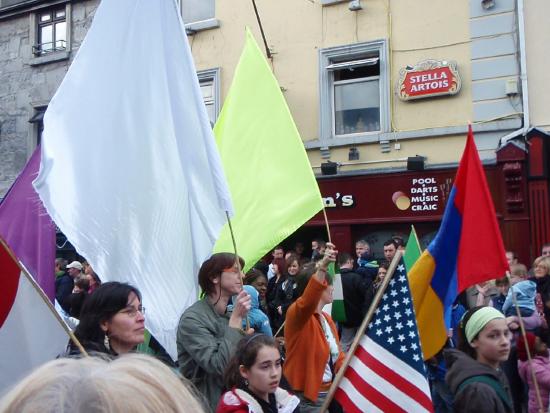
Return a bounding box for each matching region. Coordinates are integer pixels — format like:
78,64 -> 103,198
119,306 -> 145,317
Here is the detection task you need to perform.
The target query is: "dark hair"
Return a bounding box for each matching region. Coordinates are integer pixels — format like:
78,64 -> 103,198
312,238 -> 326,248
74,277 -> 90,291
74,282 -> 141,352
457,306 -> 485,358
294,262 -> 333,298
244,268 -> 267,285
272,257 -> 287,276
285,253 -> 300,268
383,239 -> 398,249
273,245 -> 284,253
392,236 -> 405,248
198,253 -> 245,295
379,260 -> 390,270
338,252 -> 353,266
223,335 -> 279,389
494,276 -> 510,287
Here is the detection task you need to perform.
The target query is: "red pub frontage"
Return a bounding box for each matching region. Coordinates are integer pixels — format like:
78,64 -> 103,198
292,132 -> 550,266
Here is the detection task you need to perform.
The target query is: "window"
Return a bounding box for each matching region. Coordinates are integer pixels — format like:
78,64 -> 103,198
33,6 -> 67,55
319,40 -> 389,142
29,107 -> 46,146
197,68 -> 220,125
179,0 -> 214,23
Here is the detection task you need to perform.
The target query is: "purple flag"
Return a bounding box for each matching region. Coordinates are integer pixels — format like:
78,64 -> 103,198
0,146 -> 56,301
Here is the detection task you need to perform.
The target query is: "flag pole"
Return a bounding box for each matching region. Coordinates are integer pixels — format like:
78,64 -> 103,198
507,271 -> 544,413
320,250 -> 404,413
225,211 -> 250,331
322,207 -> 332,243
0,237 -> 89,357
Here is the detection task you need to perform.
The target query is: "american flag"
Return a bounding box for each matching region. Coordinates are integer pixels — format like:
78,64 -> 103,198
334,260 -> 433,413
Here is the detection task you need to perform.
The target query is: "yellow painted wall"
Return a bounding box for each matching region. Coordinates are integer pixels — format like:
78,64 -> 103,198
524,0 -> 550,131
189,0 -> 473,168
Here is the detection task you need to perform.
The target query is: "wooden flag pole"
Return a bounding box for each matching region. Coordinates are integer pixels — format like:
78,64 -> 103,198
320,250 -> 404,412
507,271 -> 544,413
0,237 -> 88,357
225,211 -> 250,331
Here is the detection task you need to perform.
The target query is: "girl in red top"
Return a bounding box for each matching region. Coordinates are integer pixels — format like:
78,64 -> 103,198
216,334 -> 300,413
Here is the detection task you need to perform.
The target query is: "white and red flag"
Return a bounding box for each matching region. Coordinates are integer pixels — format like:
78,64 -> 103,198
334,260 -> 433,412
0,240 -> 68,395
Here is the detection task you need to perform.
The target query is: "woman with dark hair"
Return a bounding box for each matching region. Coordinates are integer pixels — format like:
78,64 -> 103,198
283,244 -> 345,412
245,268 -> 269,312
270,254 -> 301,334
177,253 -> 252,413
444,306 -> 513,413
216,335 -> 300,413
71,281 -> 145,356
266,258 -> 287,333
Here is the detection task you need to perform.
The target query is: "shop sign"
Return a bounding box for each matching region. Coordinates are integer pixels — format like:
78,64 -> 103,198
398,60 -> 461,101
323,193 -> 354,208
392,177 -> 452,213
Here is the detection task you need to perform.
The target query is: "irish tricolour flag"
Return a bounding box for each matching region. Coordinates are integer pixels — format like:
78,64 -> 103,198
0,240 -> 68,395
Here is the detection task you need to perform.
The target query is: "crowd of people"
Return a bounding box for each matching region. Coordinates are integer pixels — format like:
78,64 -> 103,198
1,240 -> 550,412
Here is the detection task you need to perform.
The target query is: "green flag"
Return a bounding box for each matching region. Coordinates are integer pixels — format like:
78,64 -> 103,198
329,261 -> 347,322
213,28 -> 324,271
404,225 -> 422,272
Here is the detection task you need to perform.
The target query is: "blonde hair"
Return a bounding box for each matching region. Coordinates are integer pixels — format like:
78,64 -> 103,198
0,354 -> 206,413
534,256 -> 550,276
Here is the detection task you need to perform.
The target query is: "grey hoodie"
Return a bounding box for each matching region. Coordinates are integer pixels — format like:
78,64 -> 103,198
444,348 -> 513,413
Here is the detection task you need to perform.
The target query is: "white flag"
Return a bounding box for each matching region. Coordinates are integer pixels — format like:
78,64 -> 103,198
33,0 -> 233,359
0,242 -> 68,396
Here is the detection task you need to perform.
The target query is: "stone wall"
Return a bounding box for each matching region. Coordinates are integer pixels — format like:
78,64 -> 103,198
0,0 -> 99,197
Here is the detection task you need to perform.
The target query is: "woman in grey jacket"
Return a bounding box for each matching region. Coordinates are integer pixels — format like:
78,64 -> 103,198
177,253 -> 252,412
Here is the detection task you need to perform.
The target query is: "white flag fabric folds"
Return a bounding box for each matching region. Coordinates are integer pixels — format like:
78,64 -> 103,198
33,0 -> 232,359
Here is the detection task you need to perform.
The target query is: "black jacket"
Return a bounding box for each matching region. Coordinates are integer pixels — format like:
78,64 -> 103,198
340,268 -> 371,328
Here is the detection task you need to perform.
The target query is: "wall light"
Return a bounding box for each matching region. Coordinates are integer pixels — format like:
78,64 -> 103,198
481,0 -> 495,9
407,156 -> 425,171
321,161 -> 339,176
348,147 -> 359,161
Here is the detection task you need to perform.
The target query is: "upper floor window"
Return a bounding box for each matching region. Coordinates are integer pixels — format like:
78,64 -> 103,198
319,40 -> 389,142
180,0 -> 214,24
33,6 -> 66,55
197,68 -> 220,125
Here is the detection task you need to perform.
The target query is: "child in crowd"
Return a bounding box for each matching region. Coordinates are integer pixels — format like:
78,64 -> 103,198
445,306 -> 513,413
510,263 -> 528,285
517,332 -> 550,413
241,286 -> 273,337
502,280 -> 537,317
491,277 -> 510,313
217,334 -> 300,413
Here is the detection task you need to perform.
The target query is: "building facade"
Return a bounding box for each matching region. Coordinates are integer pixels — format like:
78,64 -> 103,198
0,0 -> 548,263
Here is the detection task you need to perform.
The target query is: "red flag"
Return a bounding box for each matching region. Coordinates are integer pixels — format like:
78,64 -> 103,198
0,240 -> 68,394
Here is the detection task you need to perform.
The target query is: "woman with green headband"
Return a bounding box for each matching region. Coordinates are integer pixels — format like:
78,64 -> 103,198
444,306 -> 513,413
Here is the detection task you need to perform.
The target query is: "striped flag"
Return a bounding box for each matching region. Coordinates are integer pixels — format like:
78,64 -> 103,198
334,260 -> 433,412
0,239 -> 69,394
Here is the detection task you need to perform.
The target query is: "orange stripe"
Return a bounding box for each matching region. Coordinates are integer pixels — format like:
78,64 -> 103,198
409,252 -> 448,360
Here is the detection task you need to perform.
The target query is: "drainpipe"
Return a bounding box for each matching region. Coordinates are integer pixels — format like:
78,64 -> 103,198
517,0 -> 530,134
498,0 -> 530,146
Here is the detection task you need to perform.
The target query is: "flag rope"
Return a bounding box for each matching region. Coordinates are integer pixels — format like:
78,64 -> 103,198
0,237 -> 89,357
320,250 -> 404,412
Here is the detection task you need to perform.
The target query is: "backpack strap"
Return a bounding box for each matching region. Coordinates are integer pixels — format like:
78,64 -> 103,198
457,375 -> 512,410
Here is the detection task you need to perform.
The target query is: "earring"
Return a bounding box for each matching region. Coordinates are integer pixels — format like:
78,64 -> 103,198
104,333 -> 110,351
244,379 -> 249,387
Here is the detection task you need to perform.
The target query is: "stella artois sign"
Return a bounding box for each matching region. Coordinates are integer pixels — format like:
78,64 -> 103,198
398,59 -> 461,101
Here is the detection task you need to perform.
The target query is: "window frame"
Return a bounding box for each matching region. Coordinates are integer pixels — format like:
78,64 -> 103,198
35,5 -> 67,55
197,68 -> 221,125
29,2 -> 72,65
177,0 -> 219,32
319,40 -> 389,143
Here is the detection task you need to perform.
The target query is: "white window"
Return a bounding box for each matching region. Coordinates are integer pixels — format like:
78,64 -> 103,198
319,40 -> 389,141
197,68 -> 220,125
180,0 -> 215,24
33,6 -> 67,55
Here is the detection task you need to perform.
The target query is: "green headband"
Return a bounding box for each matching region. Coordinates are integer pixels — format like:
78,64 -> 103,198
465,307 -> 505,343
